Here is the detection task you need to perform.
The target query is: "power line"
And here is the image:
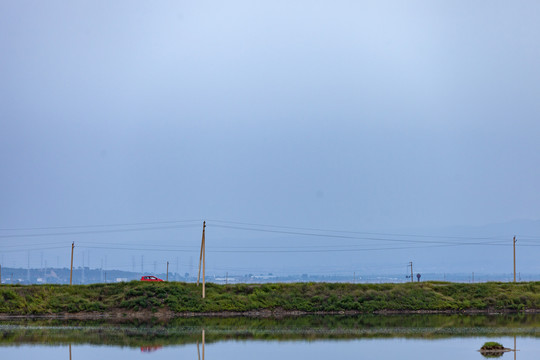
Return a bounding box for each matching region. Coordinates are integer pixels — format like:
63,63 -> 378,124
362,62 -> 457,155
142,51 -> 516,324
211,224 -> 510,245
208,219 -> 509,240
0,224 -> 200,239
74,242 -> 491,254
0,219 -> 202,232
0,246 -> 67,253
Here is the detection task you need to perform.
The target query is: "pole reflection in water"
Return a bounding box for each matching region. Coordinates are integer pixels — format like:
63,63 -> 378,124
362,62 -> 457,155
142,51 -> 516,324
514,335 -> 517,360
197,330 -> 205,360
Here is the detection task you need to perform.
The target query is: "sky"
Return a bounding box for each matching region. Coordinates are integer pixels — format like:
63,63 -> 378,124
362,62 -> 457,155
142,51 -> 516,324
1,1 -> 540,276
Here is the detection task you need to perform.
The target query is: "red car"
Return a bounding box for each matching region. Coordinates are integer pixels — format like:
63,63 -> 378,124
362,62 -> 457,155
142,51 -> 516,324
140,275 -> 163,282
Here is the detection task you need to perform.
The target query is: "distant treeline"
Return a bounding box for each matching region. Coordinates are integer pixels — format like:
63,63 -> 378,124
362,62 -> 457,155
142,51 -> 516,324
1,281 -> 540,315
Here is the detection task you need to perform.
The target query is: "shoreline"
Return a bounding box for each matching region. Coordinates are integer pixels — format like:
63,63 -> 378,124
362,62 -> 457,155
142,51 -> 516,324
2,308 -> 540,321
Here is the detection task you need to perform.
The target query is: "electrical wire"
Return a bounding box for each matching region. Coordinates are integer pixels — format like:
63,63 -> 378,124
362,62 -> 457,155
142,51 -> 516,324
208,219 -> 510,240
0,219 -> 202,231
210,224 -> 511,246
0,224 -> 200,239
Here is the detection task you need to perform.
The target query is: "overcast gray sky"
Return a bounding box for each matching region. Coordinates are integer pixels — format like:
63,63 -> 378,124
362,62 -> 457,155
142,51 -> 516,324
1,1 -> 539,275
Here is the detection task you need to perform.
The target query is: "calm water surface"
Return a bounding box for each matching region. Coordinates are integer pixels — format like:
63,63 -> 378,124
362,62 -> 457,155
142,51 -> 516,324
1,315 -> 539,360
1,337 -> 537,360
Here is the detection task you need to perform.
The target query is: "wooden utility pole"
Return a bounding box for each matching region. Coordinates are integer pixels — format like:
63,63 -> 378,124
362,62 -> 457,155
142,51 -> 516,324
166,261 -> 169,281
202,222 -> 206,298
70,242 -> 74,285
197,221 -> 206,298
513,236 -> 517,283
409,262 -> 413,283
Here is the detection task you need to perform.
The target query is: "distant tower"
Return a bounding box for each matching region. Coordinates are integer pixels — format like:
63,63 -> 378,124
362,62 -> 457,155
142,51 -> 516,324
27,251 -> 30,283
82,251 -> 85,284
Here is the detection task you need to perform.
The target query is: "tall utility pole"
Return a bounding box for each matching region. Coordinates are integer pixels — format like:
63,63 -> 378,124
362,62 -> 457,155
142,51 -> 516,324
513,236 -> 517,283
408,262 -> 413,283
166,261 -> 169,281
197,221 -> 206,298
70,242 -> 74,285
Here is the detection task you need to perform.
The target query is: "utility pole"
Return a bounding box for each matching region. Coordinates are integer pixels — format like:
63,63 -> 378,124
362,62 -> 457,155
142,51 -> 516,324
70,242 -> 74,285
472,272 -> 474,283
166,261 -> 169,281
226,272 -> 228,285
408,262 -> 413,283
197,221 -> 206,298
0,264 -> 2,285
513,236 -> 517,283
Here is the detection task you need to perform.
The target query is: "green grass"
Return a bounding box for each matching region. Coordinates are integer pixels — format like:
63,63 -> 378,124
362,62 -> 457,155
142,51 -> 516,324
481,342 -> 504,350
2,281 -> 540,315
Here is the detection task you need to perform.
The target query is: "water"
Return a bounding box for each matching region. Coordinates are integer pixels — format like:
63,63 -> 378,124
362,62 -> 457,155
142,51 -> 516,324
1,315 -> 539,360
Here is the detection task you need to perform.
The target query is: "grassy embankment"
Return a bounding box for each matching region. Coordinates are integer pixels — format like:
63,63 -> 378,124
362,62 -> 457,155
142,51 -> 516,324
1,281 -> 540,315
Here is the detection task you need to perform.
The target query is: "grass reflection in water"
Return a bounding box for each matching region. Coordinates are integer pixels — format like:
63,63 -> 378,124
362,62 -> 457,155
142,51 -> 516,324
1,314 -> 540,348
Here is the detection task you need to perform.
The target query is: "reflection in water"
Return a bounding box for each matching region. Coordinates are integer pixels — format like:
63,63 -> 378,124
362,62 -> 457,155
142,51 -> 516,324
514,335 -> 517,360
140,346 -> 163,352
1,314 -> 540,349
0,332 -> 538,360
197,330 -> 205,360
481,335 -> 519,359
69,344 -> 71,360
